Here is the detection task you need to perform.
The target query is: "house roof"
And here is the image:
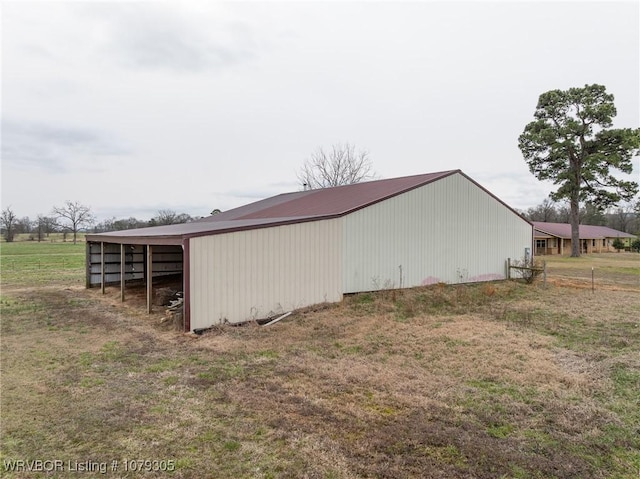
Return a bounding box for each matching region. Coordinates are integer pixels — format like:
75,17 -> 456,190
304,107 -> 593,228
533,222 -> 636,240
86,169 -> 524,245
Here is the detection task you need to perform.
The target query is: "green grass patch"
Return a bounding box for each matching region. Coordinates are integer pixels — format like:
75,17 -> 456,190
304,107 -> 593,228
197,362 -> 246,384
223,440 -> 241,452
163,376 -> 179,386
467,378 -> 525,399
1,241 -> 86,287
422,444 -> 467,468
487,423 -> 515,438
79,377 -> 105,388
255,349 -> 279,359
145,358 -> 184,373
100,341 -> 134,363
608,363 -> 640,439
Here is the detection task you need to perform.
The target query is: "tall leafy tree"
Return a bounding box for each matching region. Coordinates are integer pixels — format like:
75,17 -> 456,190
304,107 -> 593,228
580,203 -> 607,226
518,84 -> 639,256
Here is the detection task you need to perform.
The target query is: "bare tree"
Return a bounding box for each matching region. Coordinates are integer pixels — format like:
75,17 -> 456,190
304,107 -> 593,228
35,215 -> 57,242
1,207 -> 17,242
52,200 -> 95,244
297,143 -> 376,189
606,201 -> 637,234
15,217 -> 34,238
93,216 -> 147,233
552,203 -> 569,223
524,198 -> 559,222
148,209 -> 192,226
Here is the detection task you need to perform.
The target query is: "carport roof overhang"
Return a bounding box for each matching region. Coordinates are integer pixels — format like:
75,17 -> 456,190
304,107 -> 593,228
85,234 -> 183,246
84,215 -> 332,245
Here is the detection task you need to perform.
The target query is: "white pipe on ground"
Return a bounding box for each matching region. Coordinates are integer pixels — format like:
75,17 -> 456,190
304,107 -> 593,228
263,311 -> 292,326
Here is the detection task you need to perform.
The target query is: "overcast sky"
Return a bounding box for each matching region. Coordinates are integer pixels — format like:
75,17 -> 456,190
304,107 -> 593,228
2,0 -> 639,222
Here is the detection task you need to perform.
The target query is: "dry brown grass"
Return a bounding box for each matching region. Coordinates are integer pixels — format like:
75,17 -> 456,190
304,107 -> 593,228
1,253 -> 639,478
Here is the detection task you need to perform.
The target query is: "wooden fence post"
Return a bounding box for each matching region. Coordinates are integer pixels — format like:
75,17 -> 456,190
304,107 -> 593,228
506,258 -> 511,280
120,243 -> 125,302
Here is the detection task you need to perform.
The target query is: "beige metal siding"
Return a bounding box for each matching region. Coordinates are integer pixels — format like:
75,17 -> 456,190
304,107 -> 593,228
343,172 -> 532,292
189,219 -> 342,329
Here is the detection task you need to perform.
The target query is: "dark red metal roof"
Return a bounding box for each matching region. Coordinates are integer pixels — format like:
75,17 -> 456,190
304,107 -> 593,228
203,170 -> 458,221
194,190 -> 316,222
533,222 -> 636,239
86,170 -> 460,244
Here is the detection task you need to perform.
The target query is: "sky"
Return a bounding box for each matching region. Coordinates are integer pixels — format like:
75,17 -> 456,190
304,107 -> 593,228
1,0 -> 639,223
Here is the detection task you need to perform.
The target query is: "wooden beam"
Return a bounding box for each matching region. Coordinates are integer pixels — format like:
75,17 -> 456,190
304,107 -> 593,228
85,242 -> 91,289
120,243 -> 125,302
100,242 -> 105,294
146,244 -> 153,314
182,240 -> 190,332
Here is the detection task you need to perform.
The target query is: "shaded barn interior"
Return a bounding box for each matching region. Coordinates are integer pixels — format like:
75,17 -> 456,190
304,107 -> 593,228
86,242 -> 183,312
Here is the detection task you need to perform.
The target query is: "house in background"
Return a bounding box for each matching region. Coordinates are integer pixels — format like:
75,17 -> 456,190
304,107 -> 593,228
86,170 -> 533,331
533,222 -> 636,255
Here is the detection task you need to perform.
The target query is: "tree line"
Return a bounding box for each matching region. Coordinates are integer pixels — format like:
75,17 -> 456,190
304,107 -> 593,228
0,202 -> 198,244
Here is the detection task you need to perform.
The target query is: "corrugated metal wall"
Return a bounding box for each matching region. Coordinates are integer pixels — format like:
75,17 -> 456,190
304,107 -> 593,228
87,243 -> 145,286
87,243 -> 183,287
189,219 -> 342,328
343,173 -> 532,292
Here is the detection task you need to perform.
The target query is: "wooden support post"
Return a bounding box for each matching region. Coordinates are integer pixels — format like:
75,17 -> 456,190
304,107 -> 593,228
120,243 -> 125,302
182,240 -> 190,332
85,242 -> 91,289
146,244 -> 153,314
506,258 -> 511,280
100,242 -> 105,294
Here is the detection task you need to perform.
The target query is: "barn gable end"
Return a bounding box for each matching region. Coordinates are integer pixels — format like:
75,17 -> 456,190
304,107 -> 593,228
343,172 -> 532,292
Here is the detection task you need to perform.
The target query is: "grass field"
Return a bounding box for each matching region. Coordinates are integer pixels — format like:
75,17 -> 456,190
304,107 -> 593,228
1,246 -> 639,478
0,241 -> 86,287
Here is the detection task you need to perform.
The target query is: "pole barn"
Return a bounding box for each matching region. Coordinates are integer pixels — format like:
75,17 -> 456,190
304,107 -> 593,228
86,170 -> 533,332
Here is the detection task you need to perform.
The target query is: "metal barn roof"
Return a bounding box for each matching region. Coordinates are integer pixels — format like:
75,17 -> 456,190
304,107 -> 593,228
200,170 -> 456,221
87,170 -> 461,244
